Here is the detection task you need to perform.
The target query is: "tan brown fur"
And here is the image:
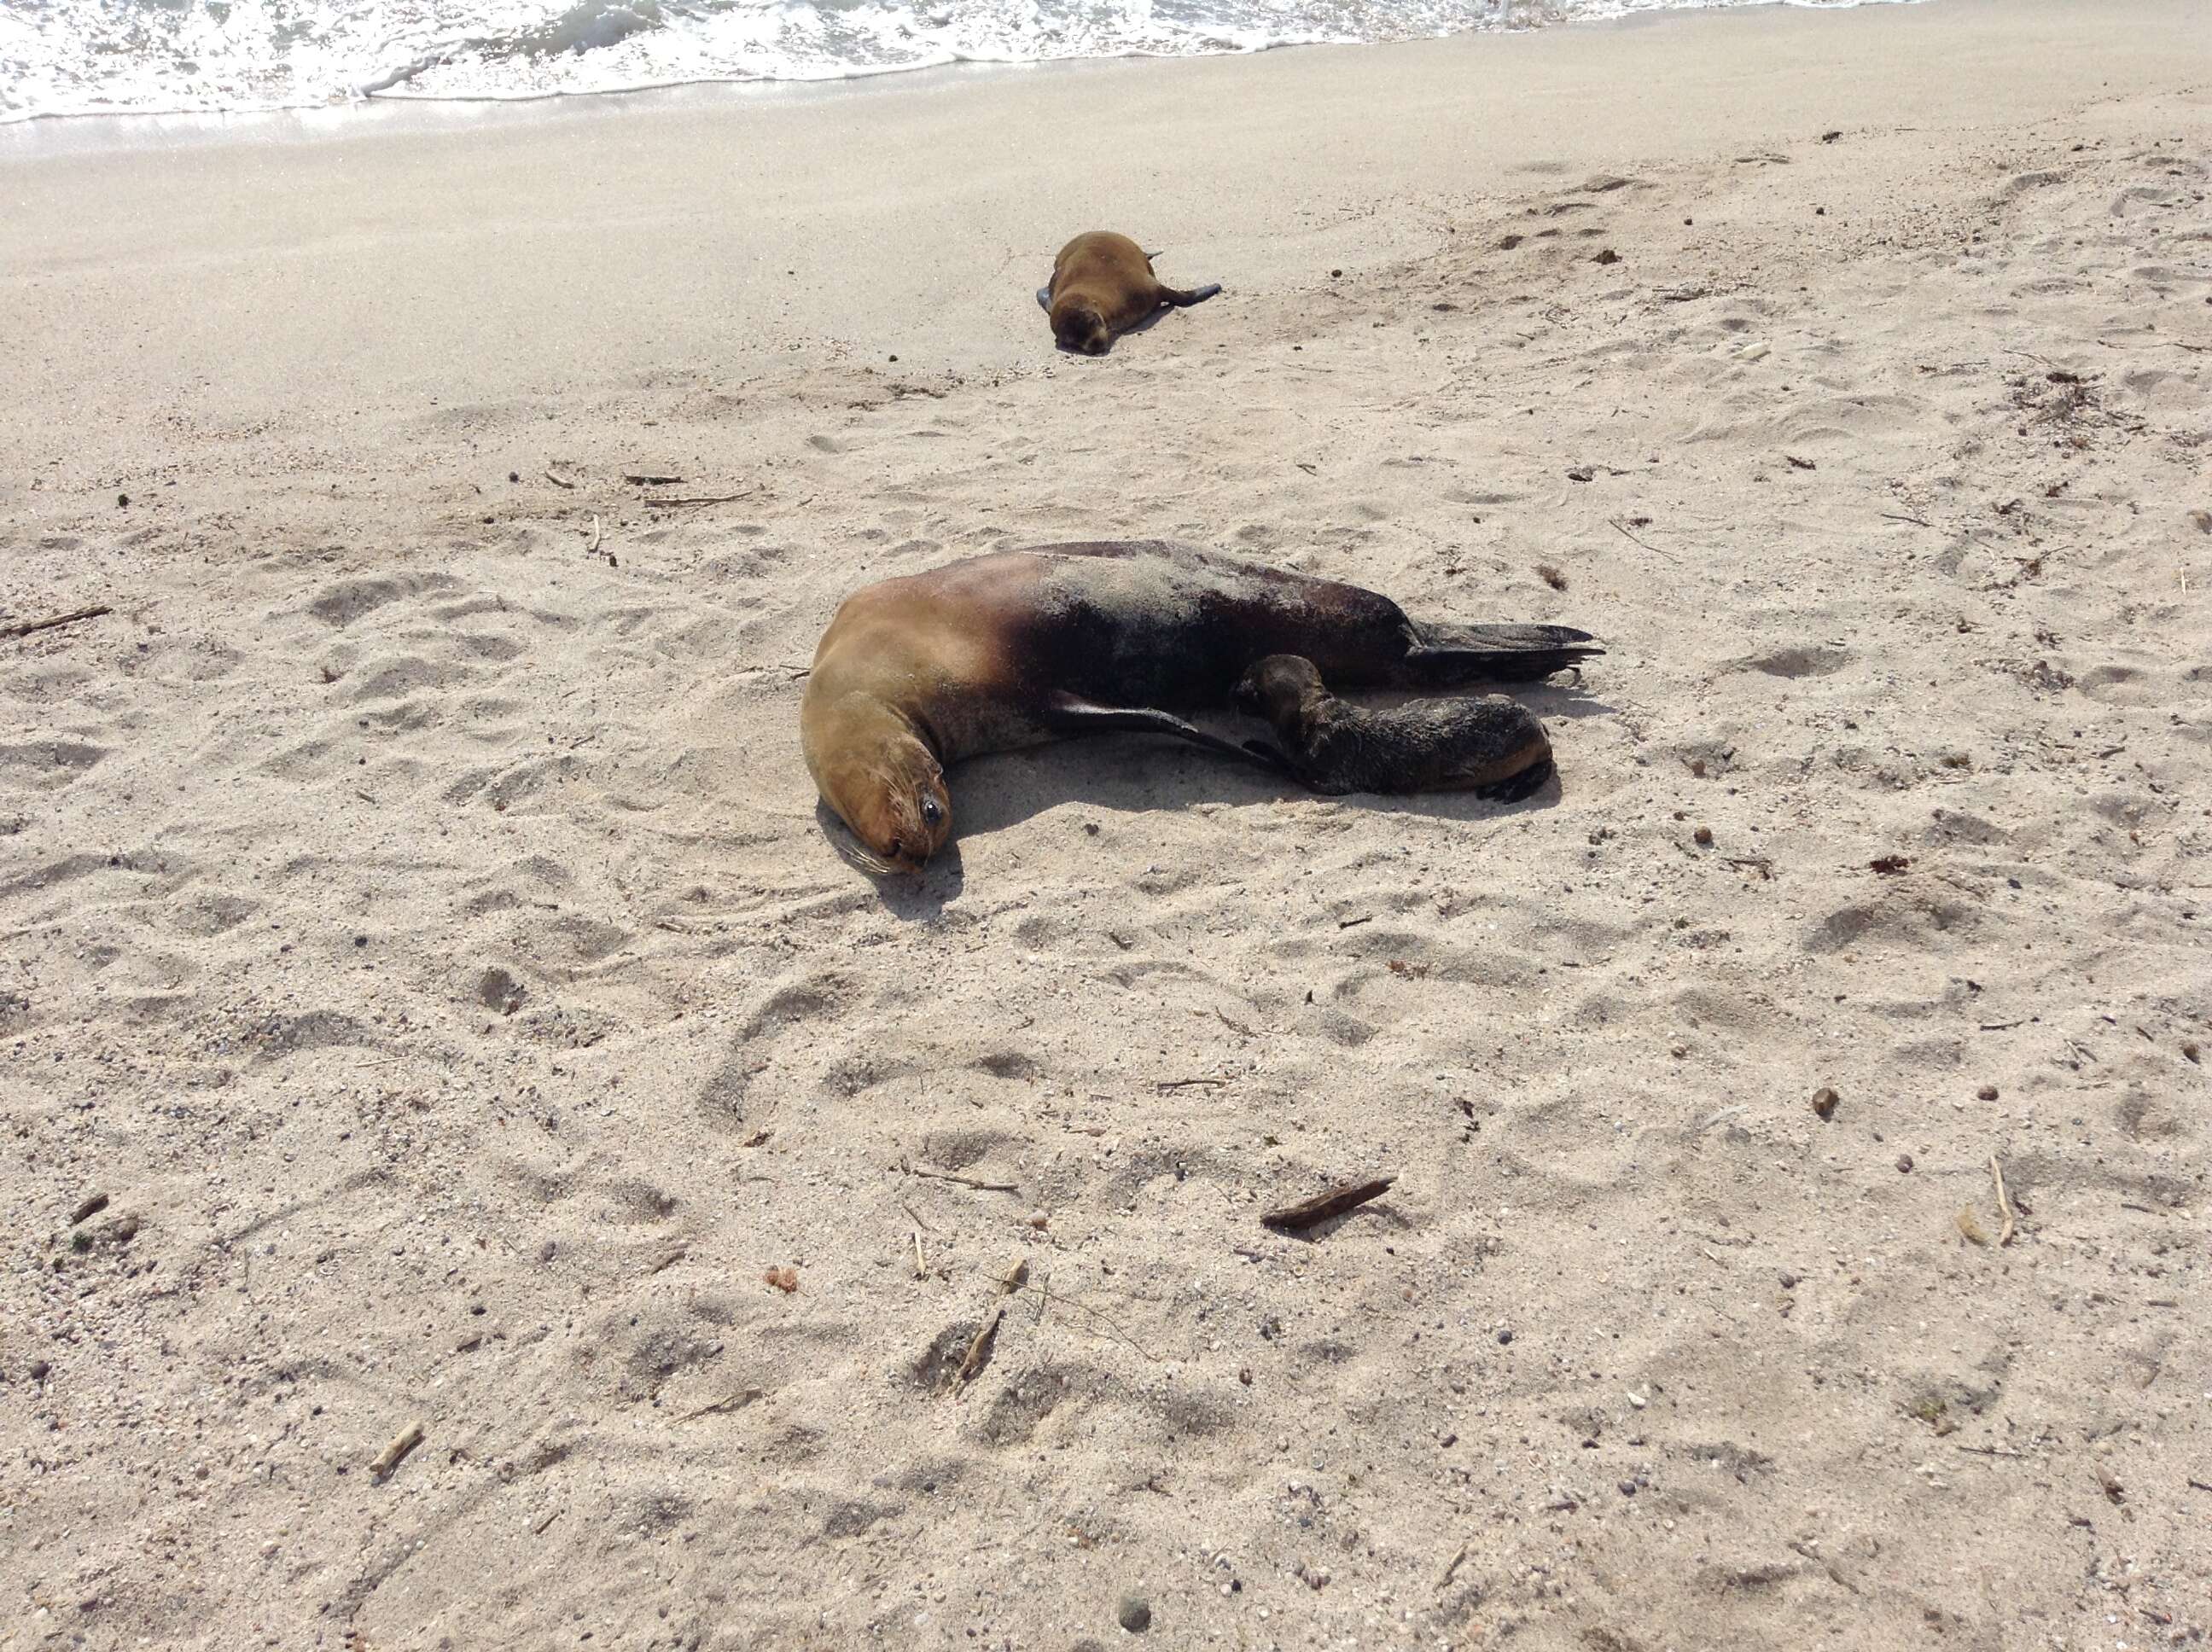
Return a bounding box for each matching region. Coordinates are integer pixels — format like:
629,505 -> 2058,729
1042,231 -> 1222,355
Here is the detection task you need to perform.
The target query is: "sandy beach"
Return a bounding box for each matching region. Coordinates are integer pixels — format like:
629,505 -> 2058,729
3,1 -> 2209,1646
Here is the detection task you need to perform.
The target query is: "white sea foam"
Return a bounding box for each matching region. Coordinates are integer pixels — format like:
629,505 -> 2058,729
0,0 -> 1919,124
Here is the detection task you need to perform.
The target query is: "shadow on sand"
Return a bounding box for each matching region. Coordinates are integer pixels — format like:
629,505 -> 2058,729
825,679 -> 1613,919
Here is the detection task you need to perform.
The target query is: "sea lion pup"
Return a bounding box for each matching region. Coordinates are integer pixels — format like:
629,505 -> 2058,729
800,541 -> 1599,873
1232,654 -> 1556,802
1035,231 -> 1222,355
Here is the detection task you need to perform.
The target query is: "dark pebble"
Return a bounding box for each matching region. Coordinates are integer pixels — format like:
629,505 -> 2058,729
1618,1480 -> 1637,1496
354,935 -> 368,947
1330,269 -> 1343,278
29,1359 -> 50,1381
1977,1085 -> 1999,1101
1896,1154 -> 1914,1173
1117,1597 -> 1151,1633
1497,1328 -> 1514,1346
117,494 -> 129,508
1693,825 -> 1714,846
1812,1085 -> 1839,1120
509,471 -> 520,483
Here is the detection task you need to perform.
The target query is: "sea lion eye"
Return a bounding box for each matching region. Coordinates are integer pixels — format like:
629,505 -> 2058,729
919,796 -> 943,827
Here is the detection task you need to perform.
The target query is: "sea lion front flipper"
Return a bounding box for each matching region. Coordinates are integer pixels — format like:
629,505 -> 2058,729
1035,285 -> 1053,313
1045,695 -> 1285,771
1156,282 -> 1224,308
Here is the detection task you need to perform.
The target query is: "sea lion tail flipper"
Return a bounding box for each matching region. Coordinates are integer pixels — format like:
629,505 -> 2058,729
1045,696 -> 1284,771
1035,285 -> 1053,313
1157,282 -> 1224,307
1402,622 -> 1604,685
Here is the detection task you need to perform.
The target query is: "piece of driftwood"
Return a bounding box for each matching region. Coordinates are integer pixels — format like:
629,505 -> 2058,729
1261,1174 -> 1396,1231
643,491 -> 756,507
1990,1155 -> 2018,1246
902,1159 -> 1018,1194
948,1309 -> 1004,1394
3,606 -> 112,642
370,1422 -> 425,1481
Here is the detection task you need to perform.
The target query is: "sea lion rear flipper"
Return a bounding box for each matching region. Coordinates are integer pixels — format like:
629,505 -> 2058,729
1035,285 -> 1053,313
1402,622 -> 1604,685
1045,695 -> 1285,772
1156,282 -> 1224,308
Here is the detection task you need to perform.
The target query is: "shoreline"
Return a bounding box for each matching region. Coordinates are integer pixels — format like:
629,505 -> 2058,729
0,0 -> 1921,148
4,0 -> 2204,433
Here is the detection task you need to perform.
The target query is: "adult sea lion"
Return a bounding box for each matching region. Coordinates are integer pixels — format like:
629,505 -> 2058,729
1035,231 -> 1222,355
1231,653 -> 1555,801
800,541 -> 1598,873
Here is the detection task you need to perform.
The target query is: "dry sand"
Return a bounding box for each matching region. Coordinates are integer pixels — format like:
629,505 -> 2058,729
3,2 -> 2209,1648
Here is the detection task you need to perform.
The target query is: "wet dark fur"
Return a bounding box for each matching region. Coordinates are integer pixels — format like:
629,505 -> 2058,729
1232,654 -> 1556,801
976,540 -> 1599,720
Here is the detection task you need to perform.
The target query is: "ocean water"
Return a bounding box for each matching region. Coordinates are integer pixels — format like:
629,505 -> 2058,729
0,0 -> 1910,123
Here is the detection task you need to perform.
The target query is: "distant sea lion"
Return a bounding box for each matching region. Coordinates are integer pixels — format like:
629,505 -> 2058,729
1034,231 -> 1222,355
800,541 -> 1598,872
1231,653 -> 1555,801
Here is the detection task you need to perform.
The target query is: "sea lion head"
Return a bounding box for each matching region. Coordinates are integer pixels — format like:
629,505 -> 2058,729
1232,654 -> 1326,720
1051,302 -> 1112,357
807,695 -> 952,875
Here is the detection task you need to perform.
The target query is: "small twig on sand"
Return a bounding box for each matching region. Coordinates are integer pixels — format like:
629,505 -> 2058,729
1034,1288 -> 1157,1361
1157,1076 -> 1230,1091
585,515 -> 602,554
3,606 -> 112,642
623,474 -> 685,486
1609,519 -> 1679,562
947,1309 -> 1004,1395
643,491 -> 757,508
1956,1443 -> 2026,1458
370,1422 -> 426,1481
1978,1019 -> 2033,1032
1437,1545 -> 1470,1590
544,468 -> 577,490
682,1387 -> 764,1422
648,1245 -> 687,1275
1990,1155 -> 2017,1246
533,1509 -> 563,1536
902,1158 -> 1019,1194
997,1258 -> 1030,1296
1881,512 -> 1934,527
1337,914 -> 1373,929
912,1231 -> 927,1279
1262,1174 -> 1397,1232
